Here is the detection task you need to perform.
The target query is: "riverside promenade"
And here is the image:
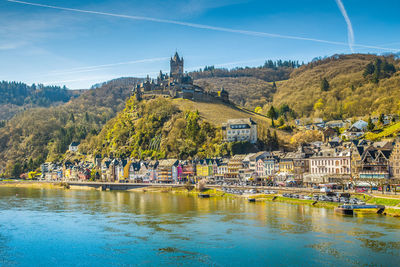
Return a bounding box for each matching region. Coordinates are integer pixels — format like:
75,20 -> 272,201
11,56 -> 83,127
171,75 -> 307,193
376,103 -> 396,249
66,181 -> 322,193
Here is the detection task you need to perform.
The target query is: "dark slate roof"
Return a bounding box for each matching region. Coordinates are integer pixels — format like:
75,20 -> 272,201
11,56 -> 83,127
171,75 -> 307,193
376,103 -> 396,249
380,150 -> 392,159
355,146 -> 364,156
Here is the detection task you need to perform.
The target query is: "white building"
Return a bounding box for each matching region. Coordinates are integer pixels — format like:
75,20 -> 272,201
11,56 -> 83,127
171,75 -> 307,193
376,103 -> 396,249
68,142 -> 80,152
222,118 -> 257,144
309,149 -> 351,175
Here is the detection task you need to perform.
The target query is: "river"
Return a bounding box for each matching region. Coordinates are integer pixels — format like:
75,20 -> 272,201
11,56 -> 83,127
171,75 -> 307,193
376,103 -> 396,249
0,187 -> 399,266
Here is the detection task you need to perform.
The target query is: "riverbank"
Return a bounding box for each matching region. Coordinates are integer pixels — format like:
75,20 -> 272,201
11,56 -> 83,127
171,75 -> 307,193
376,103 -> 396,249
0,181 -> 64,189
133,186 -> 400,217
2,181 -> 400,217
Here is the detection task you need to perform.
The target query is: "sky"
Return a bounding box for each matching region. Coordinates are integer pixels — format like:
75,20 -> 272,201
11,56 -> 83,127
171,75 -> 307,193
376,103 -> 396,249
1,0 -> 400,89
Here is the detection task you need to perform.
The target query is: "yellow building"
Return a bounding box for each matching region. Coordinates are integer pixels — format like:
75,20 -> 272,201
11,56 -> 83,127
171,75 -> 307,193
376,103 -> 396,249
196,159 -> 213,177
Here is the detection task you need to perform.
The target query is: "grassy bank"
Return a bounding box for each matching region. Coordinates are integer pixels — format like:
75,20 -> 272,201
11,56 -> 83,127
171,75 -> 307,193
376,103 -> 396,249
367,197 -> 400,206
0,181 -> 64,189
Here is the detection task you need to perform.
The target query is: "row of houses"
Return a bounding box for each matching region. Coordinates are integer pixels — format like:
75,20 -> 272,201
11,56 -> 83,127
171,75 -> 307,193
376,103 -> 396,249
296,115 -> 398,141
40,137 -> 400,186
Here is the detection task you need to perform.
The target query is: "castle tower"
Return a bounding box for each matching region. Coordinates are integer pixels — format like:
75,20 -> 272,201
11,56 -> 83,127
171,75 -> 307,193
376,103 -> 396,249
134,84 -> 142,101
170,52 -> 184,82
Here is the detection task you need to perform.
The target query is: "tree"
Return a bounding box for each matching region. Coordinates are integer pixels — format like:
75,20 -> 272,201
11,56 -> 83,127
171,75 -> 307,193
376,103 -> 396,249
10,162 -> 22,178
290,130 -> 323,146
267,106 -> 277,120
367,117 -> 375,131
382,60 -> 396,77
185,111 -> 201,141
313,99 -> 324,111
90,168 -> 100,181
277,117 -> 285,127
278,104 -> 290,116
272,81 -> 277,92
372,58 -> 382,83
320,78 -> 330,91
363,62 -> 375,77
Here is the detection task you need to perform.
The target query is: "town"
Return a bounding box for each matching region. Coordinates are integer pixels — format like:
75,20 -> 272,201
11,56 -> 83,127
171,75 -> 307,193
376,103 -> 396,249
29,53 -> 400,192
39,116 -> 400,192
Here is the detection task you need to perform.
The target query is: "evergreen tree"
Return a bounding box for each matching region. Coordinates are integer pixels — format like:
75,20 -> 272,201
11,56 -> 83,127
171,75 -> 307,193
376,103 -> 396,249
272,81 -> 277,91
321,78 -> 330,91
267,106 -> 277,120
367,117 -> 375,131
372,58 -> 382,83
278,117 -> 285,127
379,113 -> 385,124
363,62 -> 375,77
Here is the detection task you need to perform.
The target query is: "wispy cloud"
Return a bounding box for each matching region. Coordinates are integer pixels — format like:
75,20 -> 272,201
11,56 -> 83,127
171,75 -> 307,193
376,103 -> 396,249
335,0 -> 355,52
45,57 -> 169,76
0,41 -> 26,50
7,0 -> 399,52
41,58 -> 267,86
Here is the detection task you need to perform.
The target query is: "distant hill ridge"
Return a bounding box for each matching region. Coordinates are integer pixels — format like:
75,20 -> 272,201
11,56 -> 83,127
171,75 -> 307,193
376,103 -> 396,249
0,81 -> 83,120
190,53 -> 400,120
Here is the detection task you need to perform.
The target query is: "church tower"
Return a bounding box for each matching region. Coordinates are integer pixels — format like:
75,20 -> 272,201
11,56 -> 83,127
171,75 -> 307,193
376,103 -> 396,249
170,52 -> 184,82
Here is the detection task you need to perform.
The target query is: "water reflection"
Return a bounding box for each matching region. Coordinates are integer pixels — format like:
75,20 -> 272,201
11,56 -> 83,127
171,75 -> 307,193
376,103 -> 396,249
0,187 -> 399,266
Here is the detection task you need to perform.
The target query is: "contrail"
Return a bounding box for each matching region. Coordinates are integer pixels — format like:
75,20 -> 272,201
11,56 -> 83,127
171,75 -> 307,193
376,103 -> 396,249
7,0 -> 399,52
335,0 -> 355,52
47,57 -> 168,76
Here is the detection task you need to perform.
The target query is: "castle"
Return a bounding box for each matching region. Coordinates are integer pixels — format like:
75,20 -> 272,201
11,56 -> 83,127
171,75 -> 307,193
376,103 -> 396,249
133,52 -> 229,103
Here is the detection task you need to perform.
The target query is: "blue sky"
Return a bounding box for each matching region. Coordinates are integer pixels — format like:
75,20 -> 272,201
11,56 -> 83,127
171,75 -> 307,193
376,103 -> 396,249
1,0 -> 400,89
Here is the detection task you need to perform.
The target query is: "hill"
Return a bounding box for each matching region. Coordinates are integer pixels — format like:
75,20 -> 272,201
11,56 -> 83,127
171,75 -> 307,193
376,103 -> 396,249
171,98 -> 275,126
189,61 -> 296,109
191,54 -> 400,121
80,97 -> 286,160
0,78 -> 140,177
194,77 -> 275,108
0,81 -> 82,120
272,54 -> 400,120
364,121 -> 400,141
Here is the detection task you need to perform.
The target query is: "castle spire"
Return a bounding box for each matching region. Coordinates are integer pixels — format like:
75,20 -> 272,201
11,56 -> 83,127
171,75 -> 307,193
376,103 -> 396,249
174,51 -> 180,61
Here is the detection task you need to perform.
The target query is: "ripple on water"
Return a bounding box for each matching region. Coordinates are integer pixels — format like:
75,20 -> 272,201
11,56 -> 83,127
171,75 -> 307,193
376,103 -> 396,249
1,187 -> 400,266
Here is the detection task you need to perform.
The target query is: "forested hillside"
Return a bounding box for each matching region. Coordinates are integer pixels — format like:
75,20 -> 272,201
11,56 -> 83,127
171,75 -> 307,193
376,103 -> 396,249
190,60 -> 299,109
189,60 -> 298,81
272,54 -> 400,120
192,54 -> 400,120
0,81 -> 81,120
80,97 -> 281,160
0,78 -> 139,177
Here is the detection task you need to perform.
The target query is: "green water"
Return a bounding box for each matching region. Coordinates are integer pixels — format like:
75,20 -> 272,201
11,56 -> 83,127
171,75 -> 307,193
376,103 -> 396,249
0,187 -> 399,266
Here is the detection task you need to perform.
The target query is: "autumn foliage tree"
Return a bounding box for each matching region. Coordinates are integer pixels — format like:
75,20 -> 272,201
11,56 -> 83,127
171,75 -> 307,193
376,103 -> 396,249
290,130 -> 323,147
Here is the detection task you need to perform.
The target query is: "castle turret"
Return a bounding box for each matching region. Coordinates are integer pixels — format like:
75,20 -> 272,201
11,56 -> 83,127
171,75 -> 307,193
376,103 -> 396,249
170,52 -> 184,83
